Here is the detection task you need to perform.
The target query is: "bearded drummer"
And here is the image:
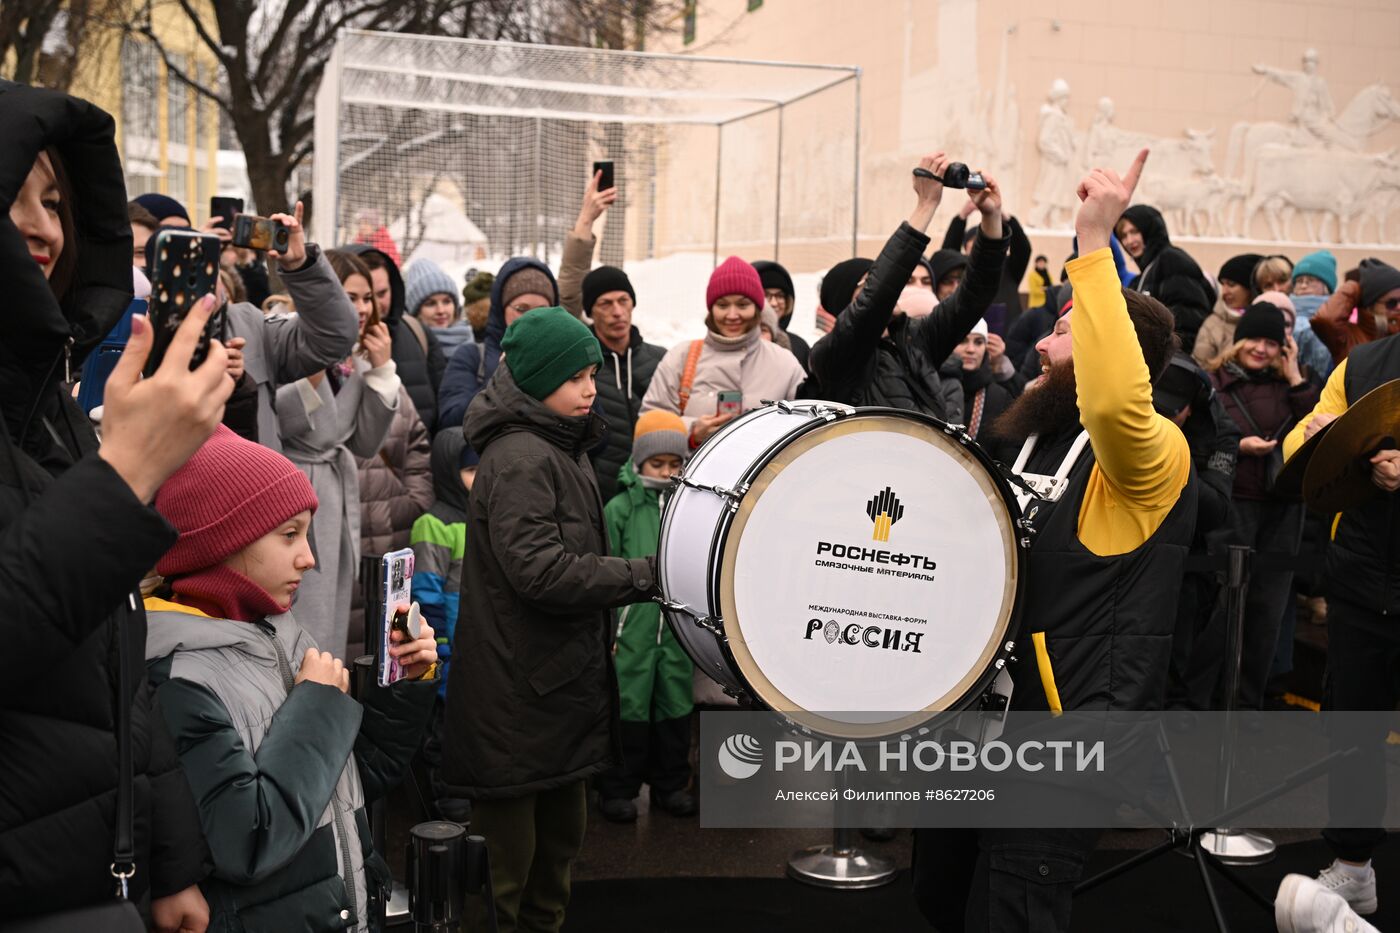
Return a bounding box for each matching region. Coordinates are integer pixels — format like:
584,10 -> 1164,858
912,150 -> 1200,932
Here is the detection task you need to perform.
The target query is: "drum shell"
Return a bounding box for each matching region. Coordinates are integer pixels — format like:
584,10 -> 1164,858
658,403 -> 1026,738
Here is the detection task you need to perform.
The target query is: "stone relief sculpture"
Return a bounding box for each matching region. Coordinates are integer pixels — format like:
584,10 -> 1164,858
1252,49 -> 1354,150
1018,49 -> 1399,243
1026,79 -> 1076,229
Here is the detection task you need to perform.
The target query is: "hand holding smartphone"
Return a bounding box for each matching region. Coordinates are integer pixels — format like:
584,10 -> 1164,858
592,160 -> 615,192
378,548 -> 417,686
717,390 -> 743,417
209,196 -> 244,231
145,230 -> 224,377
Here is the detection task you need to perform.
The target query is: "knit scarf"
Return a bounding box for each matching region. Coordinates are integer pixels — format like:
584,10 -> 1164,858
170,563 -> 289,622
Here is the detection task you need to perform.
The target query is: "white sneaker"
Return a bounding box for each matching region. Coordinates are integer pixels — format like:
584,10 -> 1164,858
1276,874 -> 1380,933
1315,860 -> 1379,915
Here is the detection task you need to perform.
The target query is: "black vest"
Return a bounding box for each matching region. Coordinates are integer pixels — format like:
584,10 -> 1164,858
1009,432 -> 1199,711
1326,335 -> 1400,614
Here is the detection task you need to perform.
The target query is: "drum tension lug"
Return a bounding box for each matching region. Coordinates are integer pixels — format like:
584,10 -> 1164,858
676,476 -> 750,509
655,597 -> 725,638
942,422 -> 973,445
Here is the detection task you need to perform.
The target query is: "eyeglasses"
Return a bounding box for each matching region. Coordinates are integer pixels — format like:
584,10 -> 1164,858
508,302 -> 543,316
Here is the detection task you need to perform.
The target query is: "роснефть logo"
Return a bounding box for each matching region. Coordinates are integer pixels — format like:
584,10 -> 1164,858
866,486 -> 904,542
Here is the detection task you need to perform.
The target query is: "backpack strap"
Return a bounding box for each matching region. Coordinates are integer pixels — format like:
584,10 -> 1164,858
677,340 -> 704,416
401,313 -> 431,358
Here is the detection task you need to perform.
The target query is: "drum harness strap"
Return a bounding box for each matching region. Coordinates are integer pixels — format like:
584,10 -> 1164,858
1004,430 -> 1092,717
676,340 -> 705,415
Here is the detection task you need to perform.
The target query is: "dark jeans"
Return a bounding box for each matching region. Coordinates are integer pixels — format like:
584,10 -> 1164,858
911,827 -> 1099,932
1323,598 -> 1400,862
467,781 -> 588,933
1212,499 -> 1303,710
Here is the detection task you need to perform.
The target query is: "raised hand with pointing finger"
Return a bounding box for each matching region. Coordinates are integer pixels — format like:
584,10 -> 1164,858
1074,148 -> 1149,255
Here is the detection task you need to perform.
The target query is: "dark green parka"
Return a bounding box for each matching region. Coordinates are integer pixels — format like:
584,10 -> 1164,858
443,362 -> 657,799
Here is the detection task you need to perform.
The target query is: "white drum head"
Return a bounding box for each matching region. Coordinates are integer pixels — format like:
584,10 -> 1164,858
718,414 -> 1018,739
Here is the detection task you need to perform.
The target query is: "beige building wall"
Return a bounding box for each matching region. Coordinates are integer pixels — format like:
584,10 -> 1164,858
655,0 -> 1400,283
67,1 -> 222,224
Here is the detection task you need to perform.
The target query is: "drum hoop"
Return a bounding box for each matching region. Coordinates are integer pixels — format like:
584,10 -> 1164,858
716,410 -> 1024,740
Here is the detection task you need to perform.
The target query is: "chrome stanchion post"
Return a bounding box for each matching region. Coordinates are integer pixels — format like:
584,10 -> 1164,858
1200,544 -> 1275,865
786,767 -> 897,889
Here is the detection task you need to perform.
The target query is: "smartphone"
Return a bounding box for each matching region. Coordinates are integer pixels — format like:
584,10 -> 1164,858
717,390 -> 743,417
378,548 -> 417,687
592,160 -> 615,191
209,196 -> 244,231
984,303 -> 1008,337
231,214 -> 291,253
145,230 -> 223,377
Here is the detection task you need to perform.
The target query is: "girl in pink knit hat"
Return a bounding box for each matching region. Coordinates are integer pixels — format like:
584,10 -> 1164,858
143,425 -> 438,932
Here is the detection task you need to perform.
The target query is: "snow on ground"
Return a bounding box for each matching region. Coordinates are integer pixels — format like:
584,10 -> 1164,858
429,251 -> 824,351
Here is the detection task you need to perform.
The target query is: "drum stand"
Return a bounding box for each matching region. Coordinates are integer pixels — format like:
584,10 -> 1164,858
1074,546 -> 1354,932
787,770 -> 898,889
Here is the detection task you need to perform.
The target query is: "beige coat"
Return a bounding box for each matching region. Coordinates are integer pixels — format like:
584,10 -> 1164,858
640,326 -> 805,431
1193,305 -> 1242,368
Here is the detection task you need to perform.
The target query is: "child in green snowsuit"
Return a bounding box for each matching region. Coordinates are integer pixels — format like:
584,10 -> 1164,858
596,410 -> 696,823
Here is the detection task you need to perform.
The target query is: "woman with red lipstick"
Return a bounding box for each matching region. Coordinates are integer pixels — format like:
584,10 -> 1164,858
276,249 -> 401,657
1206,302 -> 1319,710
0,81 -> 232,930
145,425 -> 437,932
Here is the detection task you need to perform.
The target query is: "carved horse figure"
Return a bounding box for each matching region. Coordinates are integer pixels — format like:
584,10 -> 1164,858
1224,85 -> 1400,179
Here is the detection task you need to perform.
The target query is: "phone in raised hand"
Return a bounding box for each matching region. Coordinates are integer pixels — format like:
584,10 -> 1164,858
145,229 -> 224,377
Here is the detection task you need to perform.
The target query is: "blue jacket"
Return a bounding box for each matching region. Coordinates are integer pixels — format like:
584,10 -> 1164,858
437,257 -> 558,435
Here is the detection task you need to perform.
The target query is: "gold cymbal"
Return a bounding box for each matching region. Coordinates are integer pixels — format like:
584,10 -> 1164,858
1274,418 -> 1332,500
1303,378 -> 1400,515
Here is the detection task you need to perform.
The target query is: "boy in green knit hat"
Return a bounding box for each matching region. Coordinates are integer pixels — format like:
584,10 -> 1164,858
596,411 -> 697,823
443,306 -> 660,933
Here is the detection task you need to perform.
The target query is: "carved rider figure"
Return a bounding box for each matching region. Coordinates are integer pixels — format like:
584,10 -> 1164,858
1253,48 -> 1356,149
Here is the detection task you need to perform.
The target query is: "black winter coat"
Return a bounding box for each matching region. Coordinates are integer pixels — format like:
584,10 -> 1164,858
444,363 -> 657,799
0,81 -> 209,918
344,244 -> 446,432
1210,363 -> 1319,501
942,358 -> 1014,441
811,221 -> 1008,420
1323,336 -> 1400,614
590,326 -> 666,501
940,213 -> 1032,320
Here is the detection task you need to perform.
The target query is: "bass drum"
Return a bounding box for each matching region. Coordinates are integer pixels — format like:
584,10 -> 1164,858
657,402 -> 1026,740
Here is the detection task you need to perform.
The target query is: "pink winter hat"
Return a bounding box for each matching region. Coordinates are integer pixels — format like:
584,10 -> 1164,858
155,425 -> 319,575
1257,290 -> 1296,317
706,256 -> 765,311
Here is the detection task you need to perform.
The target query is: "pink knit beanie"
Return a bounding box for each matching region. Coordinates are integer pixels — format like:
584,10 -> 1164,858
705,256 -> 765,312
155,425 -> 319,576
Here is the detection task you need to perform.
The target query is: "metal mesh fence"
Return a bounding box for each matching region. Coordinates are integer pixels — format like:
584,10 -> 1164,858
312,30 -> 859,283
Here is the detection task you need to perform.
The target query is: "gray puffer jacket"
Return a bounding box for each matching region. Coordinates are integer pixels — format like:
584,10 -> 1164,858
146,603 -> 435,932
225,244 -> 360,453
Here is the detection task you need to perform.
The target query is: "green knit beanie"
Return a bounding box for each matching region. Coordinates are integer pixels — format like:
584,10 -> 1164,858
462,270 -> 494,306
501,306 -> 603,401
